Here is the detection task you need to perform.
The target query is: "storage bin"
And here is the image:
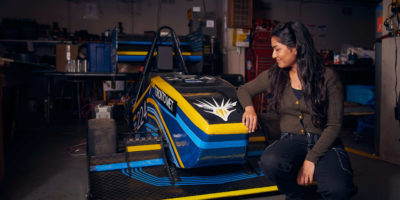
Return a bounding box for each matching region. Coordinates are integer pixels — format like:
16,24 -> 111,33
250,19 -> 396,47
56,44 -> 78,72
88,43 -> 112,72
346,85 -> 375,105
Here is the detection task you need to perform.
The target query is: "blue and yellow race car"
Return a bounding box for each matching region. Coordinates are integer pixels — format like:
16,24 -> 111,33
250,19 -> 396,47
130,72 -> 248,168
87,26 -> 275,200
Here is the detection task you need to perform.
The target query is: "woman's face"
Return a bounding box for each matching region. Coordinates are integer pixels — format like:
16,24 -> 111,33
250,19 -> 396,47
271,36 -> 297,69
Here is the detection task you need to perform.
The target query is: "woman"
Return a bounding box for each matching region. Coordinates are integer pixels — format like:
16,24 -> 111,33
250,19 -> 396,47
237,21 -> 354,199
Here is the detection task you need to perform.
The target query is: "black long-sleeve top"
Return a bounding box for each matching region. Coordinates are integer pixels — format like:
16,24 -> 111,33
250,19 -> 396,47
237,67 -> 344,163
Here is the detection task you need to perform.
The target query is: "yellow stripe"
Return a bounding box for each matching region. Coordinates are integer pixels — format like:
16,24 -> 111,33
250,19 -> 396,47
181,92 -> 218,97
118,51 -> 149,56
147,98 -> 185,168
132,114 -> 137,122
126,144 -> 161,152
132,86 -> 151,115
118,51 -> 192,56
147,113 -> 158,123
147,113 -> 160,133
344,147 -> 380,160
151,76 -> 248,135
180,52 -> 192,56
163,186 -> 279,200
107,102 -> 124,106
249,136 -> 266,142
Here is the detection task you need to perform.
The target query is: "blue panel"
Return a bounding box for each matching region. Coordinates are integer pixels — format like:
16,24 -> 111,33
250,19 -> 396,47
88,43 -> 112,72
176,108 -> 247,142
118,55 -> 146,62
147,106 -> 180,167
146,116 -> 160,136
145,123 -> 157,131
183,56 -> 201,62
191,149 -> 246,168
153,101 -> 200,168
90,159 -> 164,172
175,113 -> 247,149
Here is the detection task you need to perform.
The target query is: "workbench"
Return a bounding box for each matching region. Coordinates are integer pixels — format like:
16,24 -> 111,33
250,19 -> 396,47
42,71 -> 138,122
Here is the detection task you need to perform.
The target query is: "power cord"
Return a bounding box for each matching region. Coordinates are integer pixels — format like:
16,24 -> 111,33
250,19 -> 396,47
385,0 -> 400,32
394,3 -> 400,121
395,35 -> 400,120
385,0 -> 400,120
395,35 -> 398,105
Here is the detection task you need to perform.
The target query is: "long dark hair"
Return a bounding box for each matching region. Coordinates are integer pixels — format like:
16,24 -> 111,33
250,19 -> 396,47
267,21 -> 327,128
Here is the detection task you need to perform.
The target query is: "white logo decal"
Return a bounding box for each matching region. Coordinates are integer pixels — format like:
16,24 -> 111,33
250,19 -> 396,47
194,98 -> 237,121
154,86 -> 176,115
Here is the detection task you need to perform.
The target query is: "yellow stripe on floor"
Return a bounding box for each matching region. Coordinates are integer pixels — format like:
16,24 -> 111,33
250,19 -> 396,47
163,186 -> 279,200
126,144 -> 161,152
344,147 -> 379,160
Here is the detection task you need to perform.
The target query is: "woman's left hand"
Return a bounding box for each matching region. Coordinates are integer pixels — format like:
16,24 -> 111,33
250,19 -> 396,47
297,160 -> 315,186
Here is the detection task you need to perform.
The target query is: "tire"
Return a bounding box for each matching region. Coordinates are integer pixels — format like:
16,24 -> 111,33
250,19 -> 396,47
87,118 -> 117,156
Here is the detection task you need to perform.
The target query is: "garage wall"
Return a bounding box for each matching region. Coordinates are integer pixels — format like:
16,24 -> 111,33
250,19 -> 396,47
221,0 -> 377,78
0,0 -> 377,76
0,0 -> 218,35
378,0 -> 400,165
254,0 -> 376,51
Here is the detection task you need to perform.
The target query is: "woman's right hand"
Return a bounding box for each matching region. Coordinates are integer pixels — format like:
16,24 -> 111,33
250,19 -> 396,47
242,106 -> 257,133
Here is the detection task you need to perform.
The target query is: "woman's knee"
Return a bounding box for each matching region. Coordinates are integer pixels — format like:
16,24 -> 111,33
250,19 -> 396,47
259,149 -> 280,168
259,151 -> 280,176
259,150 -> 298,182
259,140 -> 299,176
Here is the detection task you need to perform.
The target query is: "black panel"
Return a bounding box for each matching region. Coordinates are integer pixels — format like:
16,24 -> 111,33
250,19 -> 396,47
160,74 -> 244,124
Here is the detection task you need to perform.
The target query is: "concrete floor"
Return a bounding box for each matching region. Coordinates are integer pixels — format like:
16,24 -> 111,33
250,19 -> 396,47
1,112 -> 400,200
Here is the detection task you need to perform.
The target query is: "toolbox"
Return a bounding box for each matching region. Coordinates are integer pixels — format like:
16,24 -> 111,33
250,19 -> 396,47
88,43 -> 112,72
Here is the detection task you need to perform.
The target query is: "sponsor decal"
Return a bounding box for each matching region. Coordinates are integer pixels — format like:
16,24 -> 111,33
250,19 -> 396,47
194,98 -> 237,121
134,102 -> 147,130
154,85 -> 177,115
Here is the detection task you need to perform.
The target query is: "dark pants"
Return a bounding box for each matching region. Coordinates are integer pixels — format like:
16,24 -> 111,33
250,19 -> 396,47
259,133 -> 354,200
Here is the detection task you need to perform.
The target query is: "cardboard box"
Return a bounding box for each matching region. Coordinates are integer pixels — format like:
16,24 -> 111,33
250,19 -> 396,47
56,44 -> 78,72
117,63 -> 141,73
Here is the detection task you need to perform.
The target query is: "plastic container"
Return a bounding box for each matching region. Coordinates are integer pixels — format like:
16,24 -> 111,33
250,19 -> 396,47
346,85 -> 375,105
88,43 -> 112,72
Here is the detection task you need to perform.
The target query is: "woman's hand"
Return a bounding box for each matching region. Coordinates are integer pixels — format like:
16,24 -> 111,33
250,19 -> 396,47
297,160 -> 315,186
242,106 -> 257,133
